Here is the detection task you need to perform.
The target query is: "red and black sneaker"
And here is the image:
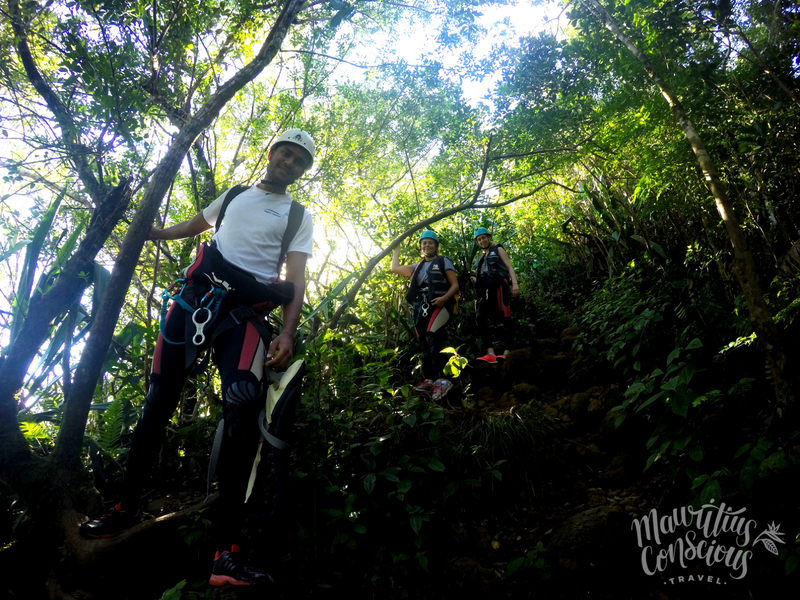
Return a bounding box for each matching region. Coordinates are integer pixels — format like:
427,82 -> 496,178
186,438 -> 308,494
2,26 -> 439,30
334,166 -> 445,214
209,545 -> 273,586
79,504 -> 141,539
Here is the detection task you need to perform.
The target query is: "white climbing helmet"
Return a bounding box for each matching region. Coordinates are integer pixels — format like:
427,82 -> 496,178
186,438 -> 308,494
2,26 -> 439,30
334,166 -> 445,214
271,129 -> 315,165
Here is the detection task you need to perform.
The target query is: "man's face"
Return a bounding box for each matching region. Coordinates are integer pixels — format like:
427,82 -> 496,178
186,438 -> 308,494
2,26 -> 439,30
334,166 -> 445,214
266,143 -> 312,185
476,234 -> 491,248
420,239 -> 438,257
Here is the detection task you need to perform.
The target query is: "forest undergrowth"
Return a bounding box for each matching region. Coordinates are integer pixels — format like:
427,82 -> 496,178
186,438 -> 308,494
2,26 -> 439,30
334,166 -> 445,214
4,259 -> 798,600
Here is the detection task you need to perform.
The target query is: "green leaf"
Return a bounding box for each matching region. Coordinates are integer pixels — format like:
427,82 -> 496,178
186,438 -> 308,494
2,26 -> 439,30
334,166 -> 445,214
644,452 -> 661,471
503,557 -> 525,578
353,523 -> 367,534
410,515 -> 423,534
159,579 -> 185,600
755,438 -> 773,452
10,190 -> 66,344
443,482 -> 457,499
733,443 -> 751,460
330,5 -> 355,29
650,241 -> 667,260
0,239 -> 32,263
687,445 -> 703,462
635,392 -> 664,413
786,554 -> 799,575
300,271 -> 358,327
364,473 -> 376,494
380,471 -> 400,483
91,262 -> 112,319
699,480 -> 721,505
666,347 -> 680,365
678,364 -> 695,386
739,456 -> 757,491
685,338 -> 703,350
670,389 -> 691,417
427,458 -> 445,472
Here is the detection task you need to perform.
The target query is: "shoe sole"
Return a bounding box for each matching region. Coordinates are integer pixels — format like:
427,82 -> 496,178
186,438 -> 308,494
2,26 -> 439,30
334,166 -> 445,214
209,574 -> 252,586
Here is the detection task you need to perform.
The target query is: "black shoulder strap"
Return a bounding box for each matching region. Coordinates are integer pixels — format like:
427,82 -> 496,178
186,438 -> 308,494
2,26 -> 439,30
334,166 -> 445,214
277,200 -> 305,273
215,184 -> 249,232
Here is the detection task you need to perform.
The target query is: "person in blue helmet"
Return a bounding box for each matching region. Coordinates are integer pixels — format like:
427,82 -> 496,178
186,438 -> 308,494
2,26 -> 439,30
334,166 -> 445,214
472,227 -> 519,363
392,230 -> 459,400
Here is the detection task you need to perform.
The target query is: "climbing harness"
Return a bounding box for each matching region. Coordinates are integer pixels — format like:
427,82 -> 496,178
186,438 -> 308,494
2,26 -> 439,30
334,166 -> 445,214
159,279 -> 228,348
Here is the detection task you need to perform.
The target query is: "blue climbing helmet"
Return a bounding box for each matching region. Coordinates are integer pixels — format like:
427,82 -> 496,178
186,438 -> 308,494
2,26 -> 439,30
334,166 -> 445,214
420,230 -> 439,244
474,227 -> 491,239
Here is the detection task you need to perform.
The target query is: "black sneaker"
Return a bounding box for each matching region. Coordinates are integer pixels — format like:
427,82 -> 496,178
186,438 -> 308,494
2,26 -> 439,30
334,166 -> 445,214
209,545 -> 274,586
79,504 -> 142,539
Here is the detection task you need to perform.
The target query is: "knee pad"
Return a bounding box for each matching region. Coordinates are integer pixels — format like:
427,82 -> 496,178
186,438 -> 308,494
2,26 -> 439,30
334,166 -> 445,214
223,377 -> 262,440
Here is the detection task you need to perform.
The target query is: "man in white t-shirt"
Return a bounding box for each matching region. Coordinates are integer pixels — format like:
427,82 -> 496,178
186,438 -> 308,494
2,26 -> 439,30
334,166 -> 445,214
79,129 -> 315,586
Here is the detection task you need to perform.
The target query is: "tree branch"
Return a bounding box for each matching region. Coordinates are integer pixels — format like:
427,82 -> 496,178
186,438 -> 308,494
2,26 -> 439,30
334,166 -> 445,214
7,0 -> 103,203
324,137 -> 499,332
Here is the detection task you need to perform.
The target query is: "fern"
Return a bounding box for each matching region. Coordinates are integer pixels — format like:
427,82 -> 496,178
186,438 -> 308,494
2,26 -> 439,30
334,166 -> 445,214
97,397 -> 124,450
19,421 -> 52,441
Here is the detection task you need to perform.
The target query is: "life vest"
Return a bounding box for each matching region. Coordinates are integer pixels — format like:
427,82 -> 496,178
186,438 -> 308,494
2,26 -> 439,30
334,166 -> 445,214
477,245 -> 508,287
405,256 -> 451,303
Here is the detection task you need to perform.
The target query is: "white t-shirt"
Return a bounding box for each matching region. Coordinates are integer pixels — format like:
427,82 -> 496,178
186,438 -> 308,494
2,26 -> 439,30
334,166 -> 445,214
202,185 -> 313,284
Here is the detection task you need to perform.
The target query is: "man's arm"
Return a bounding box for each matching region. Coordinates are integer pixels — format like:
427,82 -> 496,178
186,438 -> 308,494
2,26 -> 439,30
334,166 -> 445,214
149,212 -> 212,241
391,247 -> 414,277
267,251 -> 307,368
497,247 -> 520,298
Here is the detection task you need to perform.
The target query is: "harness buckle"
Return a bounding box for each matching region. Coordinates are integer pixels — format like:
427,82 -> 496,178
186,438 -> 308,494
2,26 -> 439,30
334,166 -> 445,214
191,306 -> 213,346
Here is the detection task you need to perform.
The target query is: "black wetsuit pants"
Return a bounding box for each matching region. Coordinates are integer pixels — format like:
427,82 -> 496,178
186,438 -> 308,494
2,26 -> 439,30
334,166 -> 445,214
414,302 -> 451,381
476,279 -> 512,353
122,293 -> 269,549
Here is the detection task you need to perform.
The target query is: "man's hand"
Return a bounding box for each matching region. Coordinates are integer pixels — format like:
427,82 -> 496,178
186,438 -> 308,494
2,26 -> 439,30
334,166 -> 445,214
149,212 -> 212,241
266,331 -> 294,368
511,284 -> 520,299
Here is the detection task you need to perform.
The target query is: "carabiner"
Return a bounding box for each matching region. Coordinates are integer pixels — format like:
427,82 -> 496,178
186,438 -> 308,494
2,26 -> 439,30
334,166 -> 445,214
191,306 -> 213,346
